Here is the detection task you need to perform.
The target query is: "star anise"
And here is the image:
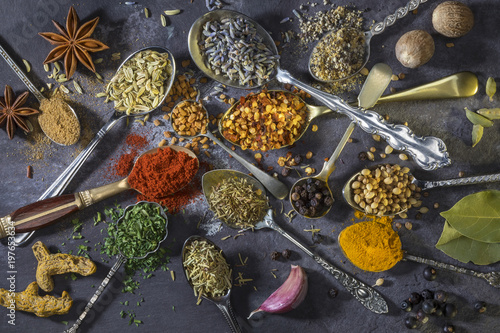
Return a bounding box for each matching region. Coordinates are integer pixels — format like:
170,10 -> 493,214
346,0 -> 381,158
0,85 -> 39,140
39,6 -> 109,79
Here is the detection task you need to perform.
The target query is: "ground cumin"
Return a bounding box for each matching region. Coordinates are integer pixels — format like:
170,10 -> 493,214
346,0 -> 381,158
39,95 -> 80,146
339,221 -> 403,272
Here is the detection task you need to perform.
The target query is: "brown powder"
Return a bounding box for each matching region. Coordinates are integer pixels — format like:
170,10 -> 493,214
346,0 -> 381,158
39,95 -> 80,146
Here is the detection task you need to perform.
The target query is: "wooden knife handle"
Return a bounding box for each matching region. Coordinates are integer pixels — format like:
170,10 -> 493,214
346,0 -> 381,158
10,194 -> 80,234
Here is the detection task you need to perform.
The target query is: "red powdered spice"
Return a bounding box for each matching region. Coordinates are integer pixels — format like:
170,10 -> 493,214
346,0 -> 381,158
115,153 -> 136,177
126,133 -> 148,149
128,147 -> 199,198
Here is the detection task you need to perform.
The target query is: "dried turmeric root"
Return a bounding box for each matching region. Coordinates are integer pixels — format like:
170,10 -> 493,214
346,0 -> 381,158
33,241 -> 97,292
0,282 -> 72,317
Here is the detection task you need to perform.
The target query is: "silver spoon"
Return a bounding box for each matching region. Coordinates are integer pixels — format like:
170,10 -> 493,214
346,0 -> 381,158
202,169 -> 388,314
309,0 -> 428,83
338,225 -> 500,288
188,9 -> 450,172
171,100 -> 288,199
11,46 -> 176,245
289,63 -> 393,219
66,201 -> 169,333
182,235 -> 242,333
0,42 -> 81,145
342,164 -> 500,216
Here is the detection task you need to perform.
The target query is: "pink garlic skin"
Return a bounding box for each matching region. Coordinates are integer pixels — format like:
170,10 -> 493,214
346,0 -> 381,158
249,265 -> 308,317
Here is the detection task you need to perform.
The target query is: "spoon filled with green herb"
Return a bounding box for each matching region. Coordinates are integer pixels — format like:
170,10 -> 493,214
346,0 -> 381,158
202,169 -> 388,314
182,235 -> 241,333
66,201 -> 168,333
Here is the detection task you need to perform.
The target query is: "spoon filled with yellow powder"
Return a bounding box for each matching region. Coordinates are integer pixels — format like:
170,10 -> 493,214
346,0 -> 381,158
338,219 -> 500,288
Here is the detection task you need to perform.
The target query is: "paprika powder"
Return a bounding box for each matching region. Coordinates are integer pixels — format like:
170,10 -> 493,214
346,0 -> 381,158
128,147 -> 198,199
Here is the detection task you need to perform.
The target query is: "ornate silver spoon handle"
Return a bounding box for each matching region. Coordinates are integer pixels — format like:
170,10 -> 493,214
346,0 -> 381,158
66,255 -> 128,333
371,0 -> 428,36
275,68 -> 451,171
0,43 -> 45,102
215,299 -> 242,333
420,173 -> 500,190
404,253 -> 500,288
265,217 -> 388,314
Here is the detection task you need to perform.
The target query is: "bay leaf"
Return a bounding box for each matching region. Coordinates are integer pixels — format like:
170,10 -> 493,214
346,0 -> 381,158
436,221 -> 500,265
477,108 -> 500,120
440,190 -> 500,243
465,107 -> 493,127
472,124 -> 483,147
486,77 -> 496,101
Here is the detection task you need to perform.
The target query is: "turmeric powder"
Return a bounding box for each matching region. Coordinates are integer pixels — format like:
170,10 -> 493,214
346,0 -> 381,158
339,221 -> 403,272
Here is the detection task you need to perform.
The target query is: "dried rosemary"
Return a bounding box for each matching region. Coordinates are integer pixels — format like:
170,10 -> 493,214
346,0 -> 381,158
208,177 -> 269,229
183,239 -> 232,304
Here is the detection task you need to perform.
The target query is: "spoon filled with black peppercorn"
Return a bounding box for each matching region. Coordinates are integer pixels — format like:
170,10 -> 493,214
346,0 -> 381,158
201,169 -> 389,314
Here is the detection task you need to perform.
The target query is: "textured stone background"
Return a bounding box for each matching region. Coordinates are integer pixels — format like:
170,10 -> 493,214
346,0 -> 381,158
1,0 -> 499,332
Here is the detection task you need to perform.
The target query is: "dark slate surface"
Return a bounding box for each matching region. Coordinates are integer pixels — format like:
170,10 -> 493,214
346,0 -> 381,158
1,0 -> 500,332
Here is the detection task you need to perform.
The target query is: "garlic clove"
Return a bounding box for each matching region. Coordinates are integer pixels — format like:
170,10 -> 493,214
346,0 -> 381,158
247,265 -> 308,319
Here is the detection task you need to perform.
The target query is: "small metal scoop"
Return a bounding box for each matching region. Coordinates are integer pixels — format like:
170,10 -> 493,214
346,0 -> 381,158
342,165 -> 500,217
309,0 -> 428,83
202,169 -> 388,314
171,99 -> 288,199
0,146 -> 197,239
66,201 -> 169,333
0,42 -> 81,145
188,9 -> 450,172
337,225 -> 500,288
181,235 -> 242,333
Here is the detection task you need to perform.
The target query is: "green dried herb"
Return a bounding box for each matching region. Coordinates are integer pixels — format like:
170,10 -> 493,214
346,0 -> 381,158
208,177 -> 270,229
477,108 -> 500,120
183,239 -> 232,304
115,202 -> 166,258
465,107 -> 493,127
472,124 -> 483,147
486,77 -> 496,101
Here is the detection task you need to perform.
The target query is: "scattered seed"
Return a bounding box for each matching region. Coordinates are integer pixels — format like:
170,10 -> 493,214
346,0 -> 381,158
391,74 -> 399,81
398,73 -> 406,80
164,9 -> 181,15
372,134 -> 381,142
43,63 -> 50,72
360,67 -> 369,75
306,151 -> 313,159
94,58 -> 103,64
384,145 -> 393,154
73,81 -> 83,94
181,60 -> 190,68
395,222 -> 402,229
433,202 -> 439,209
366,151 -> 375,161
312,124 -> 318,132
446,43 -> 455,48
399,212 -> 408,219
60,85 -> 69,94
204,151 -> 211,157
379,153 -> 387,159
390,87 -> 397,93
418,207 -> 429,214
154,119 -> 161,126
405,221 -> 413,230
158,139 -> 167,147
399,153 -> 408,161
26,165 -> 33,179
458,171 -> 465,177
369,147 -> 376,153
161,14 -> 167,27
54,62 -> 61,72
144,8 -> 150,18
372,278 -> 384,287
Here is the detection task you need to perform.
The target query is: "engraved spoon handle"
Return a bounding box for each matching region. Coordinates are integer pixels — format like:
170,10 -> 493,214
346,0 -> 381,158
275,68 -> 450,171
370,0 -> 428,36
420,173 -> 500,190
403,253 -> 500,288
0,43 -> 45,102
263,215 -> 388,314
66,255 -> 127,333
215,299 -> 242,333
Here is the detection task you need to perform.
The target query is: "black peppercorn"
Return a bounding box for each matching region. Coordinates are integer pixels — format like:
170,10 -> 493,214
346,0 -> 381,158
310,198 -> 319,207
315,192 -> 323,200
309,207 -> 317,217
271,251 -> 281,260
291,192 -> 301,201
281,167 -> 291,177
293,154 -> 303,165
300,190 -> 308,199
282,249 -> 291,259
358,151 -> 368,161
324,196 -> 334,206
307,184 -> 317,193
328,288 -> 338,298
306,178 -> 313,185
299,206 -> 309,216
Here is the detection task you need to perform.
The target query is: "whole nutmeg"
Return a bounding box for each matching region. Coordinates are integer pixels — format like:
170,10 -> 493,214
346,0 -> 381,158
395,30 -> 435,69
432,1 -> 474,38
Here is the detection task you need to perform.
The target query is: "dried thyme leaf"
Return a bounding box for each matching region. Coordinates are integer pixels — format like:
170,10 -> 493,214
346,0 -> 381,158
465,107 -> 493,127
486,77 -> 496,101
472,124 -> 483,147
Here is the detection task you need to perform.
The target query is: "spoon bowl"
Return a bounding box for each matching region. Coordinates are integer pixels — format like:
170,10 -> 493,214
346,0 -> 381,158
181,235 -> 241,332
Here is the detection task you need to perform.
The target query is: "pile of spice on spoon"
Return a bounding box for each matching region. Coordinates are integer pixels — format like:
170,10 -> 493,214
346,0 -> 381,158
128,147 -> 199,201
208,177 -> 269,229
221,90 -> 308,151
38,93 -> 80,145
183,238 -> 232,304
200,16 -> 279,86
